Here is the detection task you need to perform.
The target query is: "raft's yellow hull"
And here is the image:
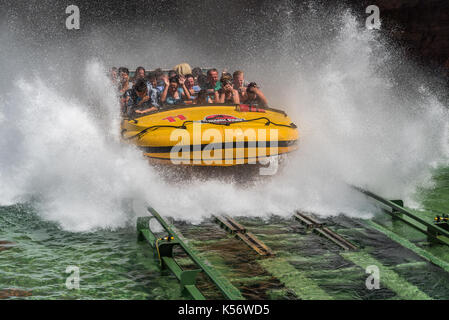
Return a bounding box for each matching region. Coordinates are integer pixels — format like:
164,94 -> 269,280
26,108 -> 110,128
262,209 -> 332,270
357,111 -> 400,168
121,104 -> 299,166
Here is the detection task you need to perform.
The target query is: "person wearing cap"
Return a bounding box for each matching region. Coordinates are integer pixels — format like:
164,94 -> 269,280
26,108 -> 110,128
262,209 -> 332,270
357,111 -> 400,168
241,82 -> 268,107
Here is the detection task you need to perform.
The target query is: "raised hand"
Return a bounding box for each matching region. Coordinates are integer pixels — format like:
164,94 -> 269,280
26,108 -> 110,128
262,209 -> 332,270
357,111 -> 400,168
178,75 -> 185,85
163,75 -> 169,86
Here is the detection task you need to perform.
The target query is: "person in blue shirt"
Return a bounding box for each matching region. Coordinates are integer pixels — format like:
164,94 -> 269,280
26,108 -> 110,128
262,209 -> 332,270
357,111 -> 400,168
161,75 -> 191,105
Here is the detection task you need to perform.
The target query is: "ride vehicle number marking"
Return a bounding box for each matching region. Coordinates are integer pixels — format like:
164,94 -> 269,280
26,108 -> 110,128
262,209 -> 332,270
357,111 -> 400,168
163,115 -> 186,122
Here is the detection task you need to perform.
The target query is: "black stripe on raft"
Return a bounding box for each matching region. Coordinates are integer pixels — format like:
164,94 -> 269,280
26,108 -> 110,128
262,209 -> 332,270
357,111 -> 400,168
138,140 -> 297,154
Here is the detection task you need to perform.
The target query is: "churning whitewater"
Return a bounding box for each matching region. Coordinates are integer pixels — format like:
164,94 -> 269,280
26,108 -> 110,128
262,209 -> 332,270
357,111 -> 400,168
0,7 -> 448,232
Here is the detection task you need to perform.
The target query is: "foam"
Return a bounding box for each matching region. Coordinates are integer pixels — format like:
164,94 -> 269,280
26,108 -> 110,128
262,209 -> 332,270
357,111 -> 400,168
0,7 -> 447,231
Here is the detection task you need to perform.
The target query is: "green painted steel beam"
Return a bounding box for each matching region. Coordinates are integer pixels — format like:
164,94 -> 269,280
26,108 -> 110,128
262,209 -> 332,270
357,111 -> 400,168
161,257 -> 205,300
139,207 -> 244,300
353,187 -> 449,245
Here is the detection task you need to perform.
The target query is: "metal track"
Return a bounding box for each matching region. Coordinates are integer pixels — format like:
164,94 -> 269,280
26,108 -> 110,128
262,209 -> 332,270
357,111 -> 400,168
137,208 -> 244,300
214,215 -> 274,256
294,212 -> 357,251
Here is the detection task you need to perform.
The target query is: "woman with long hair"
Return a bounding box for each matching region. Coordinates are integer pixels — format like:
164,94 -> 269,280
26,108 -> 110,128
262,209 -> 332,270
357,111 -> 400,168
161,75 -> 191,105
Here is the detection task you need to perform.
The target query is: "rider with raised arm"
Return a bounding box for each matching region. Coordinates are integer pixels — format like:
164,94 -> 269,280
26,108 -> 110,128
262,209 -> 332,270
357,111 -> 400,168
182,74 -> 201,101
161,75 -> 191,105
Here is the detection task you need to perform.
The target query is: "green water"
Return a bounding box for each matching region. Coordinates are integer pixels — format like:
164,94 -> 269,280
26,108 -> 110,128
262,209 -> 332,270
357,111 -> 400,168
1,167 -> 448,300
0,205 -> 184,299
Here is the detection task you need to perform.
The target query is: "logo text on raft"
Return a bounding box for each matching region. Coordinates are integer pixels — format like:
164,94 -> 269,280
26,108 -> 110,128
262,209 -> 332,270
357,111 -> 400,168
202,114 -> 245,124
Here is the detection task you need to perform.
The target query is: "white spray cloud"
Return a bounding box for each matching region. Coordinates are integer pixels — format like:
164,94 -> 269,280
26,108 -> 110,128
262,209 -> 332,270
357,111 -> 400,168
0,10 -> 447,231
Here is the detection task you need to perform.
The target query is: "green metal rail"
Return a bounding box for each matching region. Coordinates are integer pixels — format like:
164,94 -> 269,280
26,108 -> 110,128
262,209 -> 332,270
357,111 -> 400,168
137,207 -> 244,300
353,186 -> 449,246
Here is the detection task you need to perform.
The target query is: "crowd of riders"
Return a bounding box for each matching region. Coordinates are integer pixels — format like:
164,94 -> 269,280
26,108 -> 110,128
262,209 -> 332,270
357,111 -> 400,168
109,63 -> 268,117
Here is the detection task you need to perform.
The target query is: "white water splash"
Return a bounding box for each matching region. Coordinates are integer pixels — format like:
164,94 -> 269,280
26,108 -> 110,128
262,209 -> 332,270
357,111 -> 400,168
0,9 -> 448,231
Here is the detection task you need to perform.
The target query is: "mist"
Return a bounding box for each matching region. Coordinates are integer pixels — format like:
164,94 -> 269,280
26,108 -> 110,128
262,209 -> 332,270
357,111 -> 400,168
0,0 -> 448,231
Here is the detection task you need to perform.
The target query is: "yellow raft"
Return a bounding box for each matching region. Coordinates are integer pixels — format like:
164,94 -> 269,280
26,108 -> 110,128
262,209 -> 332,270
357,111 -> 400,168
121,104 -> 299,166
